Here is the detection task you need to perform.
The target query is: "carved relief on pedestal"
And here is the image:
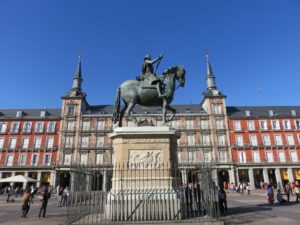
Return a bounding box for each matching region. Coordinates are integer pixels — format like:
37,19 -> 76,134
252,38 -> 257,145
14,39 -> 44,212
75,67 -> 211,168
129,150 -> 163,169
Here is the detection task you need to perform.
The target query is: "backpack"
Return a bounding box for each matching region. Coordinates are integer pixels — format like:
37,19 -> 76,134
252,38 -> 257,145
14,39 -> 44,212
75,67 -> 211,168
218,191 -> 225,200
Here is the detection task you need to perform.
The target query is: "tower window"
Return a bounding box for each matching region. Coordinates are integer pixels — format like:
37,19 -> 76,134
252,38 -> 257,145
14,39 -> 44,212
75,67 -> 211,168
68,106 -> 75,116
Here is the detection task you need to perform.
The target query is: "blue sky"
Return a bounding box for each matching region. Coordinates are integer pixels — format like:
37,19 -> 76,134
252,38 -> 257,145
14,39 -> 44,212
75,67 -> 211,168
0,0 -> 300,108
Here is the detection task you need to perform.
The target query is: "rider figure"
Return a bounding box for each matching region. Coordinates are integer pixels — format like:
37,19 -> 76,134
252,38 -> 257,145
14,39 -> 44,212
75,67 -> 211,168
137,54 -> 165,98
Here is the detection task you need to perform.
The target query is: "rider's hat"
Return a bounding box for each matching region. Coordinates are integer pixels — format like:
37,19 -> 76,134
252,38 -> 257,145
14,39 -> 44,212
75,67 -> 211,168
144,54 -> 151,60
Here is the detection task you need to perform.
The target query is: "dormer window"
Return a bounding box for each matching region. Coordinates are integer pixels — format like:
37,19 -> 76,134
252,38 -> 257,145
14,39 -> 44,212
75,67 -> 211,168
291,110 -> 297,117
245,110 -> 251,117
268,110 -> 274,116
40,110 -> 47,118
16,111 -> 23,118
99,110 -> 105,115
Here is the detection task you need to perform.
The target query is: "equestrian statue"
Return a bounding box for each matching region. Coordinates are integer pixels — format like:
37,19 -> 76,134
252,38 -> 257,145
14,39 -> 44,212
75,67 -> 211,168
113,53 -> 185,127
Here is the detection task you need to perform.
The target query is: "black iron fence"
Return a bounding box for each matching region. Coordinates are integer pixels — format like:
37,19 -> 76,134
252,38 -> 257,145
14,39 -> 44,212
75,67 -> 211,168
67,164 -> 220,224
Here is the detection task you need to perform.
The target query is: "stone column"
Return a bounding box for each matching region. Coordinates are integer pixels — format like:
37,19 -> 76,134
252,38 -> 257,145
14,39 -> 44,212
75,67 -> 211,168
229,168 -> 236,185
103,170 -> 107,192
248,168 -> 255,190
23,172 -> 29,189
37,171 -> 42,187
275,168 -> 282,189
263,168 -> 269,184
235,168 -> 240,184
10,172 -> 16,186
70,172 -> 75,192
181,169 -> 188,185
287,168 -> 294,182
0,171 -> 2,178
51,171 -> 57,187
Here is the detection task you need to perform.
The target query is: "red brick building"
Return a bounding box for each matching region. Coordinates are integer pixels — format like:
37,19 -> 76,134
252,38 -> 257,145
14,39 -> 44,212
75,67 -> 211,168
0,109 -> 60,188
228,106 -> 300,188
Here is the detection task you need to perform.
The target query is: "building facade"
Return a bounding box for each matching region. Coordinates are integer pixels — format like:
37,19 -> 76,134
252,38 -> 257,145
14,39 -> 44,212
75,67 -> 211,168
0,109 -> 60,188
1,55 -> 299,190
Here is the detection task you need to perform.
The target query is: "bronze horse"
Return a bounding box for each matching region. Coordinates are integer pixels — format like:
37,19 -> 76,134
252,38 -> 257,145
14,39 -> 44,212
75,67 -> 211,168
113,66 -> 185,127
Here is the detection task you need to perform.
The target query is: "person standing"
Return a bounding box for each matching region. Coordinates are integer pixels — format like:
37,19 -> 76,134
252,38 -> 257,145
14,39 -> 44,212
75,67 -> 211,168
284,182 -> 292,202
6,185 -> 12,203
38,186 -> 51,218
294,185 -> 300,203
21,188 -> 31,218
218,187 -> 228,216
266,184 -> 274,205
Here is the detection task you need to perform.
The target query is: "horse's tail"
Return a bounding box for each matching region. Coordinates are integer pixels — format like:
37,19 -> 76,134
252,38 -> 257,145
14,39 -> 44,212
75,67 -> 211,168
113,87 -> 121,124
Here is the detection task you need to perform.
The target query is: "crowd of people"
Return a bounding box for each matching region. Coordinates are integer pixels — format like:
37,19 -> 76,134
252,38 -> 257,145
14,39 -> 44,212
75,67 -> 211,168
1,184 -> 70,219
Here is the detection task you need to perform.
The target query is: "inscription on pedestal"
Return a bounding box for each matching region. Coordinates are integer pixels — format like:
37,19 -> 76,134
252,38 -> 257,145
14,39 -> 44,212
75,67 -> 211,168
129,150 -> 163,169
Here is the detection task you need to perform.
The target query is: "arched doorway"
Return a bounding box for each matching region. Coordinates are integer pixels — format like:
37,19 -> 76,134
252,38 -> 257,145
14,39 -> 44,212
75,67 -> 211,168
60,172 -> 70,188
187,169 -> 199,184
218,170 -> 229,188
91,172 -> 103,191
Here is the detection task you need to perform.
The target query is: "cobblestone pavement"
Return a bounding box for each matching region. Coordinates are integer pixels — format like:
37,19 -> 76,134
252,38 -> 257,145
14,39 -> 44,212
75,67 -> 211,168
222,190 -> 300,225
1,190 -> 300,225
0,195 -> 66,225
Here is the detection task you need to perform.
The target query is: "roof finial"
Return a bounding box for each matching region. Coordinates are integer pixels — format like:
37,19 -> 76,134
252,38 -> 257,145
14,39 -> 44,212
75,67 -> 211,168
205,52 -> 217,90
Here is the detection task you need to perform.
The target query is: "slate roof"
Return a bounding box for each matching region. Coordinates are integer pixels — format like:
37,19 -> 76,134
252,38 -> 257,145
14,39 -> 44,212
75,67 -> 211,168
84,104 -> 207,115
0,109 -> 61,119
226,106 -> 300,118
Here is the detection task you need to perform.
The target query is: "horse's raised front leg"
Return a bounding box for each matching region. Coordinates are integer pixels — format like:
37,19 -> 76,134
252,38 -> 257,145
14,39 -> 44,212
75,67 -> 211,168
125,103 -> 137,125
166,104 -> 176,123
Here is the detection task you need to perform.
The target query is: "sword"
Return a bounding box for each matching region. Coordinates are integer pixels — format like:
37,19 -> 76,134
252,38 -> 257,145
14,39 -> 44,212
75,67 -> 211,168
154,53 -> 163,75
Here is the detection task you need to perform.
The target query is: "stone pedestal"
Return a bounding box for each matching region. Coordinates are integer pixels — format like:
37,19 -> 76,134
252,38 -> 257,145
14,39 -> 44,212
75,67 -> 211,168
106,126 -> 183,221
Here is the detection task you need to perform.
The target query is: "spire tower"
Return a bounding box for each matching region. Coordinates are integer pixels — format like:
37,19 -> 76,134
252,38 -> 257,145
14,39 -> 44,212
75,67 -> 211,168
205,53 -> 217,90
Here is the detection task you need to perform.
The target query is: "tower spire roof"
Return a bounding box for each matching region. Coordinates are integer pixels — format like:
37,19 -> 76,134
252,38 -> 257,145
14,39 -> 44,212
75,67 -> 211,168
205,53 -> 217,90
71,55 -> 83,91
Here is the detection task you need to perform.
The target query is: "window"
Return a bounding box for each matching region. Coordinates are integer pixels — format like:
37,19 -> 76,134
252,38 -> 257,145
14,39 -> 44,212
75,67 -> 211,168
97,120 -> 105,130
295,120 -> 300,130
247,121 -> 255,131
65,137 -> 73,148
203,152 -> 211,162
6,155 -> 13,166
34,137 -> 42,148
46,137 -> 54,149
272,120 -> 280,130
171,119 -> 179,129
278,151 -> 286,162
253,151 -> 260,163
290,151 -> 298,162
81,136 -> 89,147
245,110 -> 251,117
9,138 -> 17,149
262,135 -> 271,146
200,120 -> 209,129
67,121 -> 75,131
128,120 -> 134,127
40,110 -> 47,117
219,151 -> 227,162
10,122 -> 19,133
217,135 -> 225,146
187,135 -> 195,146
259,120 -> 268,130
35,122 -> 44,133
269,110 -> 274,116
80,154 -> 87,165
21,138 -> 29,149
68,106 -> 75,116
291,110 -> 297,116
233,121 -> 241,131
31,154 -> 38,166
18,154 -> 26,166
266,151 -> 274,162
64,154 -> 71,165
82,121 -> 90,131
186,120 -> 193,129
249,135 -> 258,146
215,119 -> 224,129
16,110 -> 23,117
0,138 -> 4,149
23,122 -> 31,133
96,153 -> 103,165
286,135 -> 295,145
202,135 -> 210,146
238,151 -> 247,163
274,135 -> 282,145
96,136 -> 104,147
188,151 -> 194,163
47,122 -> 56,132
44,154 -> 51,166
283,120 -> 291,130
235,135 -> 244,146
213,104 -> 222,114
0,123 -> 7,133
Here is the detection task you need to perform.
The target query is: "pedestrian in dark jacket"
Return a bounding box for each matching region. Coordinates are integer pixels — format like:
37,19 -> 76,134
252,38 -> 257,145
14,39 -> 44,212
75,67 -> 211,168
21,188 -> 31,217
38,186 -> 51,218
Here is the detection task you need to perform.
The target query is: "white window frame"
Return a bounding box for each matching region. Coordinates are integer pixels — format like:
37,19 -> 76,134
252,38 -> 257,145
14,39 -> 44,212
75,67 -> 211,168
266,151 -> 274,162
247,120 -> 255,131
213,104 -> 222,115
233,121 -> 241,131
22,138 -> 29,149
188,151 -> 194,163
35,122 -> 44,133
286,134 -> 295,145
81,136 -> 89,148
290,151 -> 298,162
262,135 -> 271,146
200,120 -> 209,129
82,121 -> 90,131
283,120 -> 291,130
203,151 -> 211,162
64,154 -> 71,165
252,151 -> 260,163
259,120 -> 268,130
80,154 -> 88,165
9,138 -> 17,149
219,151 -> 227,162
66,121 -> 75,131
18,154 -> 26,166
47,121 -> 56,133
0,138 -> 4,149
238,151 -> 247,163
96,136 -> 104,147
171,119 -> 179,129
186,120 -> 194,129
274,134 -> 283,145
202,135 -> 210,146
249,135 -> 258,146
31,154 -> 39,166
22,122 -> 32,133
46,137 -> 54,149
96,153 -> 104,165
187,134 -> 195,146
272,120 -> 281,130
97,120 -> 105,130
295,120 -> 300,130
216,119 -> 224,129
10,122 -> 19,133
44,154 -> 51,166
0,123 -> 7,133
6,155 -> 14,166
235,135 -> 244,146
65,137 -> 73,148
34,137 -> 42,149
277,151 -> 286,162
217,135 -> 225,146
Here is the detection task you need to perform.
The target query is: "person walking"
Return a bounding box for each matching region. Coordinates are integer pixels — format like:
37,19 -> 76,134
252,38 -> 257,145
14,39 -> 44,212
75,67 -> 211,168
246,183 -> 251,195
277,189 -> 288,204
294,185 -> 300,203
218,187 -> 228,216
5,185 -> 12,203
63,186 -> 70,206
284,182 -> 292,202
266,184 -> 274,205
38,186 -> 51,218
21,188 -> 31,218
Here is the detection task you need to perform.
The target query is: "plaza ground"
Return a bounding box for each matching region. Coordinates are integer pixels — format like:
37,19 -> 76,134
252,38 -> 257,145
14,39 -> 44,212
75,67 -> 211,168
0,190 -> 300,225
